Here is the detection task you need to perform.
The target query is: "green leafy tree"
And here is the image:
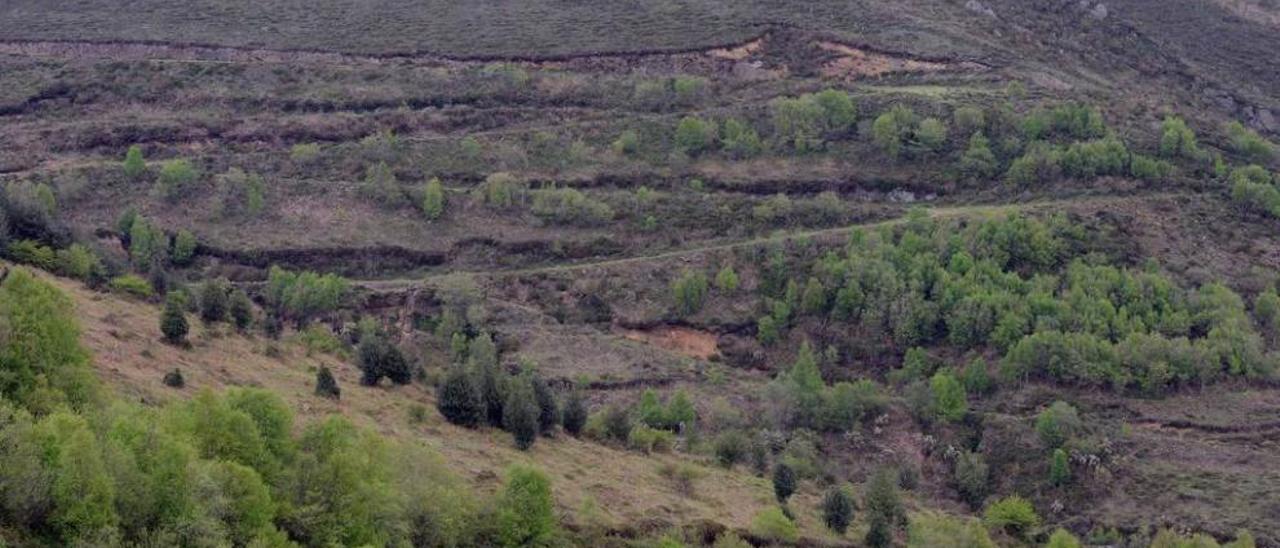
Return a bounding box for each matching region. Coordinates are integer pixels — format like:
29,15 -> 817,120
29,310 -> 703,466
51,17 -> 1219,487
715,264 -> 740,293
1046,528 -> 1083,548
822,486 -> 854,534
960,132 -> 999,179
916,117 -> 949,152
953,451 -> 989,508
422,177 -> 446,220
721,118 -> 762,158
357,335 -> 411,386
674,116 -> 717,155
437,365 -> 482,426
495,466 -> 556,547
750,507 -> 798,544
155,159 -> 198,202
123,145 -> 147,179
672,270 -> 709,316
38,412 -> 119,542
1226,121 -> 1275,163
160,295 -> 189,345
772,462 -> 796,503
907,512 -> 996,548
531,374 -> 559,435
611,130 -> 640,155
504,377 -> 539,450
865,467 -> 905,529
714,430 -> 748,467
1256,289 -> 1280,339
873,105 -> 918,160
1159,116 -> 1199,159
0,268 -> 98,410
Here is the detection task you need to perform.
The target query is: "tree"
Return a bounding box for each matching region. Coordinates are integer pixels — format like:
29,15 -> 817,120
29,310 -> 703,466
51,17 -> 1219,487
772,462 -> 796,503
1254,289 -> 1280,339
930,370 -> 968,423
562,390 -> 588,436
866,514 -> 893,548
229,289 -> 254,331
199,278 -> 230,323
873,105 -> 918,160
437,366 -> 482,427
960,132 -> 999,179
495,465 -> 556,548
1035,401 -> 1081,449
160,295 -> 189,345
721,118 -> 762,158
123,145 -> 146,179
865,467 -> 905,530
715,265 -> 740,293
916,117 -> 949,152
1226,120 -> 1275,163
750,507 -> 798,544
0,269 -> 97,409
1046,528 -> 1082,548
822,486 -> 853,534
531,375 -> 559,435
1049,448 -> 1071,486
422,177 -> 445,220
156,159 -> 198,202
171,229 -> 197,266
315,366 -> 340,399
714,430 -> 749,468
1159,116 -> 1199,159
473,359 -> 507,428
357,336 -> 411,386
504,377 -> 539,450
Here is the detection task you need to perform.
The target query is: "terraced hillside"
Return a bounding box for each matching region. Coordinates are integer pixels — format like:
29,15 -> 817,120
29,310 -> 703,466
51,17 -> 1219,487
2,1 -> 1280,547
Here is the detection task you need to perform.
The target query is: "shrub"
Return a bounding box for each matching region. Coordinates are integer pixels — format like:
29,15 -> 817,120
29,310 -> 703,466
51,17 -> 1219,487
531,374 -> 559,435
659,462 -> 702,497
315,366 -> 341,399
715,264 -> 739,293
1130,154 -> 1174,183
771,89 -> 856,152
8,239 -> 55,270
421,177 -> 445,220
215,168 -> 267,218
1049,448 -> 1071,486
495,466 -> 556,547
298,323 -> 346,357
916,117 -> 949,152
163,368 -> 185,388
109,274 -> 153,299
627,424 -> 673,454
1046,528 -> 1082,548
674,116 -> 717,155
361,161 -> 404,207
953,451 -> 989,508
1159,116 -> 1199,159
822,486 -> 854,534
529,186 -> 613,226
123,145 -> 146,179
264,266 -> 348,325
954,106 -> 986,135
930,370 -> 968,423
865,467 -> 905,528
1035,401 -> 1082,449
357,335 -> 411,386
199,278 -> 231,323
160,295 -> 189,344
907,512 -> 997,548
1005,142 -> 1061,187
55,244 -> 103,282
750,507 -> 798,544
772,462 -> 796,503
872,105 -> 917,159
983,496 -> 1040,538
503,378 -> 539,450
714,430 -> 749,467
437,365 -> 482,427
1226,120 -> 1275,163
229,289 -> 254,330
561,390 -> 588,436
721,118 -> 762,158
1059,137 -> 1129,179
290,142 -> 321,163
155,159 -> 198,201
672,270 -> 709,316
960,132 -> 999,179
612,129 -> 640,155
171,229 -> 197,266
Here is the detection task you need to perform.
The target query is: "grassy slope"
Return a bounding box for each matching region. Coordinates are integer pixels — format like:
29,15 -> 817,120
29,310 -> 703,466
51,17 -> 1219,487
33,267 -> 852,543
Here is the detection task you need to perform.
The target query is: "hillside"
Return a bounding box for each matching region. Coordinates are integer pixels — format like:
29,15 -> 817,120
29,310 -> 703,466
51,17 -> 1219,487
2,1 -> 1280,547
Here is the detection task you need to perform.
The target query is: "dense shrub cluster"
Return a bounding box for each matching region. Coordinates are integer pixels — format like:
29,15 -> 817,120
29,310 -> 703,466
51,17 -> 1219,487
264,266 -> 349,326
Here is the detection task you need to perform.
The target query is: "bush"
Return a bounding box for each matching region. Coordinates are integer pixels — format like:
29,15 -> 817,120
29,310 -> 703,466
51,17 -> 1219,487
611,129 -> 640,155
264,266 -> 348,326
199,278 -> 231,323
229,289 -> 254,330
960,132 -> 999,180
361,161 -> 404,207
123,145 -> 146,179
865,467 -> 905,529
160,295 -> 189,344
907,512 -> 997,548
1226,120 -> 1275,163
983,496 -> 1040,538
561,391 -> 588,436
953,451 -> 989,508
155,159 -> 198,201
714,430 -> 749,467
357,336 -> 411,386
930,370 -> 968,423
55,244 -> 103,282
674,116 -> 717,155
872,105 -> 918,159
1005,143 -> 1061,187
8,239 -> 55,270
1159,116 -> 1199,159
109,274 -> 153,299
1130,154 -> 1174,183
916,117 -> 949,152
421,177 -> 446,220
495,466 -> 556,547
1046,528 -> 1082,548
627,424 -> 673,454
531,374 -> 559,435
672,270 -> 709,316
822,486 -> 854,534
721,118 -> 762,158
163,368 -> 185,388
659,462 -> 702,497
1035,401 -> 1082,449
1049,448 -> 1071,486
171,229 -> 197,266
750,507 -> 798,544
772,462 -> 796,503
438,365 -> 482,427
503,378 -> 540,450
954,106 -> 986,135
715,265 -> 739,293
771,89 -> 856,152
315,366 -> 341,399
529,186 -> 613,226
